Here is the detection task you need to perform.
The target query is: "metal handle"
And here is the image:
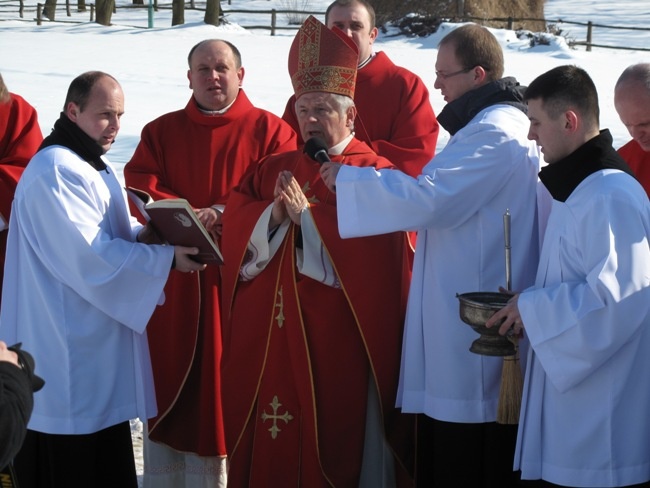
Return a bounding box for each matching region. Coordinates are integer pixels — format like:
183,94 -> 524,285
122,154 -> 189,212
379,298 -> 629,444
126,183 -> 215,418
504,209 -> 512,292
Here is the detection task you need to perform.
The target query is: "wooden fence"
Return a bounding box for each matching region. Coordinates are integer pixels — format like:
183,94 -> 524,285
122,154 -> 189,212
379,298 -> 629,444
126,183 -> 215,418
1,0 -> 649,51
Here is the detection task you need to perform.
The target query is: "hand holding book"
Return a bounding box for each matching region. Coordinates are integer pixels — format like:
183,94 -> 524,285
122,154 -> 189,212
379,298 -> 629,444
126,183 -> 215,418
126,187 -> 224,265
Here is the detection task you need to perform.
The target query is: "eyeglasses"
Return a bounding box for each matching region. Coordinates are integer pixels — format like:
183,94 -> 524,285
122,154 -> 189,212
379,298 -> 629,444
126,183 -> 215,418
435,67 -> 473,79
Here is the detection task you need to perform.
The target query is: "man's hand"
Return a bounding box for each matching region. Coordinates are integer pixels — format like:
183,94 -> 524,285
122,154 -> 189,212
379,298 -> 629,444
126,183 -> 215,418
320,162 -> 342,193
196,207 -> 222,240
137,222 -> 165,245
173,246 -> 207,273
277,171 -> 308,225
485,292 -> 524,337
0,341 -> 19,367
270,174 -> 289,229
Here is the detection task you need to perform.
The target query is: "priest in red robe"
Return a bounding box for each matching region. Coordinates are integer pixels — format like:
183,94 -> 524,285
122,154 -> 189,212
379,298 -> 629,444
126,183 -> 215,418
615,63 -> 650,197
281,0 -> 439,178
0,74 -> 43,306
221,17 -> 414,487
124,40 -> 297,487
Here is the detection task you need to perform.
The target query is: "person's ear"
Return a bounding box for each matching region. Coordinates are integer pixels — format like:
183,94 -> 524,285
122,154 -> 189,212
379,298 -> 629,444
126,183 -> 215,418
346,105 -> 357,128
237,66 -> 245,87
66,101 -> 79,122
369,26 -> 378,44
473,65 -> 488,84
565,110 -> 579,132
187,69 -> 193,90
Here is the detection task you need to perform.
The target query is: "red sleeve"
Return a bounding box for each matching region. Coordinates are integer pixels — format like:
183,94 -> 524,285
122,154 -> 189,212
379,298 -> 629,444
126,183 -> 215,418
0,94 -> 43,220
618,139 -> 650,198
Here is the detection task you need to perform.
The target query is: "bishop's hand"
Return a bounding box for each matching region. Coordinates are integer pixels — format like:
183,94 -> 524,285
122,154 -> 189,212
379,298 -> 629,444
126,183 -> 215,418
319,162 -> 341,193
277,171 -> 308,225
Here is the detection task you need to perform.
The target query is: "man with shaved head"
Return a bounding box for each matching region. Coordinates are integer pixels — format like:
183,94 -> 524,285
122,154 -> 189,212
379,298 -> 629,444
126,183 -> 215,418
125,39 -> 297,487
615,62 -> 650,197
3,70 -> 205,488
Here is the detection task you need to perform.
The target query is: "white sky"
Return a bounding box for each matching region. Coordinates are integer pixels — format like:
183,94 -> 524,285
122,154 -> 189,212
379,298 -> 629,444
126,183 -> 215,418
1,0 -> 649,183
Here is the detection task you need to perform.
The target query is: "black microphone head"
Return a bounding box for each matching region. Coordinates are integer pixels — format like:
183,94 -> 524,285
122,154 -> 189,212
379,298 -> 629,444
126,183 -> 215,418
304,137 -> 330,164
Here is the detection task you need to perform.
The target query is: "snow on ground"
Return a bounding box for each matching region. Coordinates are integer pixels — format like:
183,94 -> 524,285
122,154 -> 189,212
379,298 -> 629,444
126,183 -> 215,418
1,0 -> 648,484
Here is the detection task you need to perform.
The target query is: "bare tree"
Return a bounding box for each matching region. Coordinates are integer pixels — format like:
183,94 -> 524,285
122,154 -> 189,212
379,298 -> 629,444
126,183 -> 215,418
95,0 -> 114,25
77,0 -> 86,13
172,0 -> 184,25
204,0 -> 220,26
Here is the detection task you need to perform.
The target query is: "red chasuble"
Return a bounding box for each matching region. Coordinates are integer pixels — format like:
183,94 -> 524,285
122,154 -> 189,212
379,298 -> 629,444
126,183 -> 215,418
0,93 -> 42,304
283,51 -> 439,177
221,138 -> 415,487
618,139 -> 650,198
124,91 -> 297,456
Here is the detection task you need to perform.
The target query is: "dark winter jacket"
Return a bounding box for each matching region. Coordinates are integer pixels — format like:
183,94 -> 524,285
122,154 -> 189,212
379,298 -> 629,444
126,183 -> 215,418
0,344 -> 44,470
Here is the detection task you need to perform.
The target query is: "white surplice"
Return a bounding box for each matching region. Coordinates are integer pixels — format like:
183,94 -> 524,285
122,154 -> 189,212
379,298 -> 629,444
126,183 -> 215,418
516,169 -> 650,487
0,145 -> 174,435
336,104 -> 542,423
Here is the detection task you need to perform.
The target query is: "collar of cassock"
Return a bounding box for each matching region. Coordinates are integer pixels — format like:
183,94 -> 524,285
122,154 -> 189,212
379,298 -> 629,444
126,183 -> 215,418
40,113 -> 107,172
538,129 -> 635,202
437,77 -> 527,136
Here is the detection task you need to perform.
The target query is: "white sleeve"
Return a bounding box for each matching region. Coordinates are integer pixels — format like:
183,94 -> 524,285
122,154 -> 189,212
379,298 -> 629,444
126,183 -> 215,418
240,204 -> 290,281
519,192 -> 650,392
296,209 -> 339,288
335,108 -> 536,238
239,205 -> 339,287
15,160 -> 173,333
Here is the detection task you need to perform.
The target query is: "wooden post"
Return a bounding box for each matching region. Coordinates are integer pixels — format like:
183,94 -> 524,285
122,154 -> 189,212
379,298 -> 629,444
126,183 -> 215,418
271,8 -> 276,36
36,2 -> 42,24
586,21 -> 592,51
507,16 -> 513,30
66,0 -> 71,16
19,0 -> 24,18
457,0 -> 464,18
90,3 -> 94,21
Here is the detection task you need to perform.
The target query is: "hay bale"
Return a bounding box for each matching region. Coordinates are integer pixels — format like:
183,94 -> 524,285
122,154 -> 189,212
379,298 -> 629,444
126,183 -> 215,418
371,0 -> 546,34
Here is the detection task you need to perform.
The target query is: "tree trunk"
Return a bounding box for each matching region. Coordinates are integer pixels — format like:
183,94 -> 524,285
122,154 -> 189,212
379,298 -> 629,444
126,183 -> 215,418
171,0 -> 184,25
43,0 -> 56,20
77,0 -> 86,13
133,0 -> 143,5
204,0 -> 219,26
95,0 -> 114,25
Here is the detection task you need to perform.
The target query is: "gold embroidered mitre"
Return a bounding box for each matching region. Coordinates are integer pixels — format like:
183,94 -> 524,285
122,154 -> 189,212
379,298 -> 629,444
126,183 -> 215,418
288,15 -> 359,99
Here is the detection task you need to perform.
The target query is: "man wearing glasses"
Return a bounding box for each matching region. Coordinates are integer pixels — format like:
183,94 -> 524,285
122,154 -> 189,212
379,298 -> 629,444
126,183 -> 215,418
321,23 -> 543,487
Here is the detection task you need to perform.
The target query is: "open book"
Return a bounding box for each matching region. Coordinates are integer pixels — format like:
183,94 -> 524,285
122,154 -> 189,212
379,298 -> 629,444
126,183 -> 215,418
126,187 -> 223,265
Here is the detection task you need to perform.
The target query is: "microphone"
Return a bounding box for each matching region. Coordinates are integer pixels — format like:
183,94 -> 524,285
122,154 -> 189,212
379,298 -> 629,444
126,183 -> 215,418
304,137 -> 331,165
304,136 -> 336,192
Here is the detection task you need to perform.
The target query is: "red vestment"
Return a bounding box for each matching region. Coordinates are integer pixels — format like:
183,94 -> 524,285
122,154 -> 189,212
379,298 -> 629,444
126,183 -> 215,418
0,93 -> 42,304
221,138 -> 415,487
618,139 -> 650,198
282,51 -> 439,177
124,91 -> 297,456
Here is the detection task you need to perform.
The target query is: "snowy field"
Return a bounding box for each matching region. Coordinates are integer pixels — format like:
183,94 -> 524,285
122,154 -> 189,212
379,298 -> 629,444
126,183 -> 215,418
1,0 -> 649,484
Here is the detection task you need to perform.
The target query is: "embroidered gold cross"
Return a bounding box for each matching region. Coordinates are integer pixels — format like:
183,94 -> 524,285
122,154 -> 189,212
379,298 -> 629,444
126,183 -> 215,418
261,395 -> 294,439
274,286 -> 285,328
302,181 -> 319,204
